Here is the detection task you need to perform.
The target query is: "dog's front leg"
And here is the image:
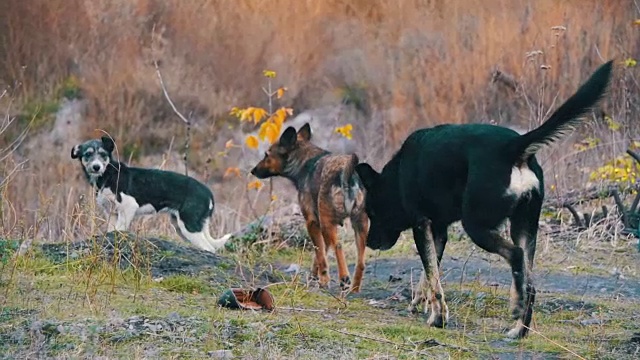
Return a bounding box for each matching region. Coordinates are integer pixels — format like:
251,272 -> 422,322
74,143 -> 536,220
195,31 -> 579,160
408,269 -> 429,314
300,194 -> 329,288
412,218 -> 449,328
95,188 -> 117,231
114,201 -> 137,232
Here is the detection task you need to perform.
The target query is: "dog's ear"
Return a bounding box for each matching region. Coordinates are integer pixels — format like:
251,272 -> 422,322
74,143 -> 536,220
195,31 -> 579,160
71,145 -> 81,159
297,123 -> 312,142
355,163 -> 379,190
279,126 -> 297,149
101,136 -> 115,153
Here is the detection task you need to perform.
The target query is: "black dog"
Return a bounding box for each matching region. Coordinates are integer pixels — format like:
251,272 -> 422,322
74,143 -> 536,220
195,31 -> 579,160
72,136 -> 228,253
355,60 -> 613,338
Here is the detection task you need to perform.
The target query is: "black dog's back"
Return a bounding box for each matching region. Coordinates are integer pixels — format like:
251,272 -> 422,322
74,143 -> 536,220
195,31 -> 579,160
386,123 -> 532,225
125,168 -> 214,213
106,165 -> 215,227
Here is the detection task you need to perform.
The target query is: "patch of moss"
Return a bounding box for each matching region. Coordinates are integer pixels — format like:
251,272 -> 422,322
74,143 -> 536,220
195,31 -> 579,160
153,274 -> 212,295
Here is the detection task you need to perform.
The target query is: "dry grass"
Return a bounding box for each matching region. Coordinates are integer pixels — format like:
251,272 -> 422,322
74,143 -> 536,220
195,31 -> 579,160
0,0 -> 638,244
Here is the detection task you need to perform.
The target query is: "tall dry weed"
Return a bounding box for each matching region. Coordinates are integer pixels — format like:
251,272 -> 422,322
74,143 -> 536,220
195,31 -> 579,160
0,0 -> 637,243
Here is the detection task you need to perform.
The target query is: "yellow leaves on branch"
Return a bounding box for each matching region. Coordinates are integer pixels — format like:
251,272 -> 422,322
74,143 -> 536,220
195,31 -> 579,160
247,180 -> 263,190
258,121 -> 279,144
257,108 -> 293,144
335,124 -> 353,140
245,135 -> 259,149
224,167 -> 241,178
240,107 -> 268,124
623,58 -> 637,68
604,115 -> 621,131
276,87 -> 287,99
230,70 -> 294,152
230,107 -> 267,125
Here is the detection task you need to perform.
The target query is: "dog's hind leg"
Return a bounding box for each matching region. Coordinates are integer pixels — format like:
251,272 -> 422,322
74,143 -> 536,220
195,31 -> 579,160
462,215 -> 527,335
173,215 -> 217,253
412,218 -> 449,328
349,212 -> 368,293
169,214 -> 189,242
506,194 -> 542,338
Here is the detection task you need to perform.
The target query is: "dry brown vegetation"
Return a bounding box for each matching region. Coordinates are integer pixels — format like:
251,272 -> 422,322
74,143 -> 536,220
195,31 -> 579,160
0,0 -> 639,244
1,2 -> 640,358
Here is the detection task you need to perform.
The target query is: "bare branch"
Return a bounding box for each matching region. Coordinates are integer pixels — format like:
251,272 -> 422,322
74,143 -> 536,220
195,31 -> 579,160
563,203 -> 584,228
151,24 -> 191,176
545,184 -> 639,209
626,148 -> 640,165
631,192 -> 640,214
612,188 -> 628,227
152,59 -> 190,126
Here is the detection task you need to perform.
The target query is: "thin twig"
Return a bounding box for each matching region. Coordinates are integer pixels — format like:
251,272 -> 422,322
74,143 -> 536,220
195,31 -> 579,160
151,63 -> 190,125
523,325 -> 588,360
151,24 -> 191,176
278,306 -> 325,313
459,246 -> 475,289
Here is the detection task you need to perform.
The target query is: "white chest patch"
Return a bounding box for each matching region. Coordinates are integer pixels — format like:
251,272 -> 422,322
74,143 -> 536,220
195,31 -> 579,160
507,166 -> 539,198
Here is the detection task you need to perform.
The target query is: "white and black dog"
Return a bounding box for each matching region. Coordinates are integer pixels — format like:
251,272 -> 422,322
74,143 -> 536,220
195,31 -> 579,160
71,136 -> 228,253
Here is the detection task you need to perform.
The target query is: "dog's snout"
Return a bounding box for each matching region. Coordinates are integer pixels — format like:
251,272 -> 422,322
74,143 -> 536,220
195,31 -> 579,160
92,164 -> 102,172
250,167 -> 256,175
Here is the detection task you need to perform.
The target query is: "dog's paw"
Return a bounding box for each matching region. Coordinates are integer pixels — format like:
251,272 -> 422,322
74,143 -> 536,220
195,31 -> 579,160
426,312 -> 446,329
339,276 -> 351,291
505,320 -> 528,339
317,274 -> 330,289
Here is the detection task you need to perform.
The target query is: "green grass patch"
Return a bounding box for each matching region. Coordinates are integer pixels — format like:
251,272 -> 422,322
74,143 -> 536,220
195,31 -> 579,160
152,274 -> 212,294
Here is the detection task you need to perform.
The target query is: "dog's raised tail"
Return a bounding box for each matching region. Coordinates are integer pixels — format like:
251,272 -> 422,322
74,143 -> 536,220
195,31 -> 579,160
341,153 -> 360,214
507,60 -> 614,164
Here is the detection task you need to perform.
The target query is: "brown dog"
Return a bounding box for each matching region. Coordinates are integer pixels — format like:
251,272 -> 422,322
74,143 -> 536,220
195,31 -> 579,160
250,123 -> 368,292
